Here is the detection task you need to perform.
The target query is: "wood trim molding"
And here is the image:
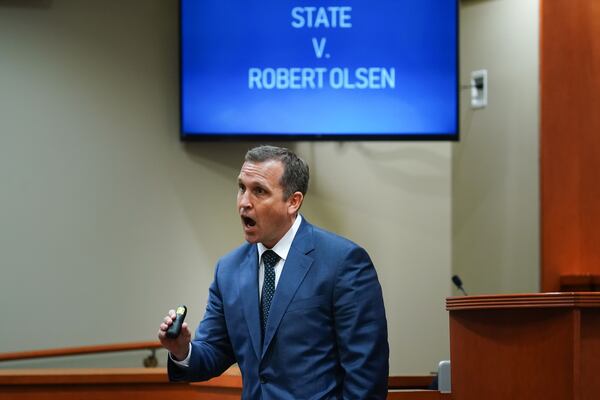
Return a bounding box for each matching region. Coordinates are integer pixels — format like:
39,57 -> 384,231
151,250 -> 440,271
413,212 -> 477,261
447,292 -> 600,310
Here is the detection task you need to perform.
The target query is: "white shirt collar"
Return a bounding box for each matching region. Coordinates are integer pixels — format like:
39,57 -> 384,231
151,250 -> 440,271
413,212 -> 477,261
257,215 -> 303,262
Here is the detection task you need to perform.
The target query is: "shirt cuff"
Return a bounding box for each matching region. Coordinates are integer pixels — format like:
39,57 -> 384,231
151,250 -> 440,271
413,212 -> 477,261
169,343 -> 192,367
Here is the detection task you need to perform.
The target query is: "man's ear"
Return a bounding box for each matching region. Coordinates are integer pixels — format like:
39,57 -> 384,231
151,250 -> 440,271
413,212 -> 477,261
287,192 -> 304,215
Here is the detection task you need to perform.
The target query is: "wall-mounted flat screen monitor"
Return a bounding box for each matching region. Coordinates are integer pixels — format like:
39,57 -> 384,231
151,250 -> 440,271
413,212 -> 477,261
180,0 -> 459,140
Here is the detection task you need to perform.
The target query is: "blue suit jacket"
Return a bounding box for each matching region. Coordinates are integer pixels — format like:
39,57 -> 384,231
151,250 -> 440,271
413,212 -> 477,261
169,218 -> 389,399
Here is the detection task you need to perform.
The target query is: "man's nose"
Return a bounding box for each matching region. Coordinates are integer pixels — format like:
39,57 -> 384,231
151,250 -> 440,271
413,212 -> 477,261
238,192 -> 252,210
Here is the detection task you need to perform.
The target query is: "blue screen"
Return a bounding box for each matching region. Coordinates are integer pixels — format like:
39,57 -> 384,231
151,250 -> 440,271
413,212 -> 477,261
180,0 -> 458,140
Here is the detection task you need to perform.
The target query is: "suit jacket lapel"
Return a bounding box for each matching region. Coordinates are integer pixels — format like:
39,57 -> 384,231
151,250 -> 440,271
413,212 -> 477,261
239,245 -> 262,360
261,221 -> 315,359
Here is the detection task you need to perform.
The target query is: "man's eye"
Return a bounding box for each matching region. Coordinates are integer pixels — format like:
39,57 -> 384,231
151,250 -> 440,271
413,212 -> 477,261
254,188 -> 265,195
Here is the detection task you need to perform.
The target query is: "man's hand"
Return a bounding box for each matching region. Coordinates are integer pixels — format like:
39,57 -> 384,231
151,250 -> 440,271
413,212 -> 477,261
158,309 -> 192,361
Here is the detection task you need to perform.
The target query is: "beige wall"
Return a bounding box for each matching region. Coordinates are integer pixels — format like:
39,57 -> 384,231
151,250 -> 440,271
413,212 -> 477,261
0,1 -> 451,374
453,0 -> 540,295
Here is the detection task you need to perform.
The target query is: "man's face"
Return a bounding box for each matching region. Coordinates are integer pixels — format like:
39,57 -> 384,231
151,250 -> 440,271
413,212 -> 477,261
237,160 -> 299,248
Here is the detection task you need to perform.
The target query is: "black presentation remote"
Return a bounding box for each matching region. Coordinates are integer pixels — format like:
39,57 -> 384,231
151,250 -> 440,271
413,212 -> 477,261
166,305 -> 187,339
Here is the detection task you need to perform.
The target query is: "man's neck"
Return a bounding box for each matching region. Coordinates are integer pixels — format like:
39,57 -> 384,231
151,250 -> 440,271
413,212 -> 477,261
258,215 -> 302,258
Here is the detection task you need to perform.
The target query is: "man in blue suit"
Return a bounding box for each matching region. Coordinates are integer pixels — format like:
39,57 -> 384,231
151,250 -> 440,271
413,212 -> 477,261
159,145 -> 388,399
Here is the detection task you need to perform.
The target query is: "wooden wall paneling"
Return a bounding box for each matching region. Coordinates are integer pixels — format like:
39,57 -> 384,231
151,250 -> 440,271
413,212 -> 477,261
541,0 -> 600,291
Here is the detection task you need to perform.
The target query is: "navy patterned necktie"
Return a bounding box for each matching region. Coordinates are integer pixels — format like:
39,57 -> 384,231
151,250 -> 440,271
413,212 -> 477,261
261,250 -> 280,334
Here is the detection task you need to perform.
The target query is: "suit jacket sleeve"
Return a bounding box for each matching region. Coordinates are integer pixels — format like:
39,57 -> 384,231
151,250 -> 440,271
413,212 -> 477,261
333,245 -> 389,399
168,261 -> 236,382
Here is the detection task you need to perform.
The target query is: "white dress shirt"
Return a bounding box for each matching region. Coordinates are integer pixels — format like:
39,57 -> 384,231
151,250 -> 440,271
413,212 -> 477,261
170,215 -> 303,366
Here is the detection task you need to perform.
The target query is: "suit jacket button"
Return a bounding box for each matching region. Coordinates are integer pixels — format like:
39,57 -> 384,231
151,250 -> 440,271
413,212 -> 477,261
259,376 -> 267,384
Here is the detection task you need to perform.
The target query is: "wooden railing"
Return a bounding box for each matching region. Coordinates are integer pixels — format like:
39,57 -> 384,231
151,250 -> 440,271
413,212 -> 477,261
0,341 -> 161,362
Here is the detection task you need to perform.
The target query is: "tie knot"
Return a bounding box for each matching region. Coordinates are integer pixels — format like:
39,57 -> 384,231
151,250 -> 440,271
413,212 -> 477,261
262,250 -> 280,269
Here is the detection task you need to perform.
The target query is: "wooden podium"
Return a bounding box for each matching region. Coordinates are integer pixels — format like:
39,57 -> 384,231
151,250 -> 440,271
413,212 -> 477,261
447,293 -> 600,400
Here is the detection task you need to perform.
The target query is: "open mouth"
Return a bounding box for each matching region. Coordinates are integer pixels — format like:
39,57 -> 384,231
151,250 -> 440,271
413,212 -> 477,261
242,216 -> 256,227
